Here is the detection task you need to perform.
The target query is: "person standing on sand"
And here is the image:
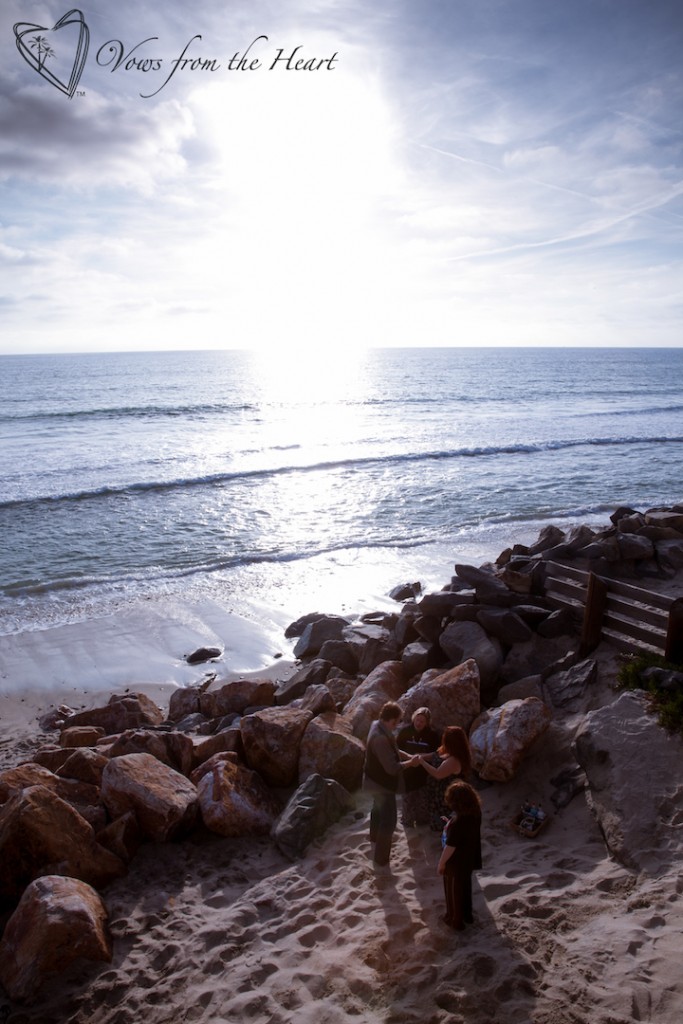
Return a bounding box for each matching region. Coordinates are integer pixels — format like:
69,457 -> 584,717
437,780 -> 482,930
363,701 -> 412,867
414,725 -> 472,830
398,706 -> 441,827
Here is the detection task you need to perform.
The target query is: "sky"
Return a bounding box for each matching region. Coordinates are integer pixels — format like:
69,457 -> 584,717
0,0 -> 682,354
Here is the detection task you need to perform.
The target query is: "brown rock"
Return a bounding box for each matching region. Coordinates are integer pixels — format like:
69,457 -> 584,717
199,679 -> 276,718
65,693 -> 164,734
56,748 -> 109,787
0,763 -> 102,823
191,728 -> 243,771
0,785 -> 125,909
240,707 -> 313,787
298,713 -> 366,791
341,661 -> 408,741
107,729 -> 194,776
190,751 -> 240,786
59,726 -> 106,748
167,685 -> 202,722
100,753 -> 198,842
95,812 -> 142,865
399,659 -> 481,734
30,746 -> 74,773
0,875 -> 112,1002
469,697 -> 552,782
197,760 -> 281,836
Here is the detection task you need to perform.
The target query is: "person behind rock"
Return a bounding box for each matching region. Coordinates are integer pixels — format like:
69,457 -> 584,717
363,701 -> 411,867
437,780 -> 482,930
414,724 -> 472,830
397,706 -> 441,828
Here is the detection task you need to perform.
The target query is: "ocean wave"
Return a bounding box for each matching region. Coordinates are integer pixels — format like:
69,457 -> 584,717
0,401 -> 259,423
1,434 -> 681,512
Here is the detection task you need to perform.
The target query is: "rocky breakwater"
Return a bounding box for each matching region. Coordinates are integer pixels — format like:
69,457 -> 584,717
1,505 -> 682,1004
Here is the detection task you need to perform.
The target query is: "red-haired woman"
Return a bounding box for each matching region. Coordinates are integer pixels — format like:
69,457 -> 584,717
415,725 -> 472,831
438,780 -> 482,929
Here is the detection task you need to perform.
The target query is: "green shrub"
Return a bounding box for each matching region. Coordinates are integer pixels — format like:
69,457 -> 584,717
616,652 -> 683,736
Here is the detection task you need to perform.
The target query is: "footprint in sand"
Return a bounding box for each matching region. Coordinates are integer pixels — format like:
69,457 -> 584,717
297,923 -> 333,948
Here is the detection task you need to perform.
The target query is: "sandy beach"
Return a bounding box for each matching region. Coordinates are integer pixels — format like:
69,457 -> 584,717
1,560 -> 682,1024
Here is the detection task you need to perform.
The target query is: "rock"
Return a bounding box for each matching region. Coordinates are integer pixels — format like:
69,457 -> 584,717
655,538 -> 683,571
575,691 -> 683,873
167,685 -> 203,722
292,684 -> 336,717
95,811 -> 142,864
401,640 -> 439,677
0,763 -> 102,824
617,533 -> 655,560
501,636 -> 571,684
107,729 -> 194,776
318,640 -> 359,675
65,693 -> 164,734
59,726 -> 105,748
173,713 -> 210,733
273,774 -> 354,860
469,697 -> 552,782
0,875 -> 112,1002
293,615 -> 350,659
399,659 -> 481,734
476,608 -> 533,645
341,661 -> 408,741
644,509 -> 683,533
527,525 -> 565,555
275,660 -> 332,705
100,754 -> 198,842
186,646 -> 222,665
0,785 -> 125,909
199,679 -> 277,718
240,707 -> 313,787
56,748 -> 109,787
189,751 -> 240,787
324,673 -> 359,711
536,607 -> 577,639
197,760 -> 281,837
417,591 -> 475,618
284,612 -> 326,639
514,605 -> 552,628
298,713 -> 366,791
389,582 -> 422,602
347,628 -> 399,676
495,675 -> 544,705
438,621 -> 503,700
454,565 -> 514,606
191,727 -> 243,771
544,659 -> 598,711
394,608 -> 420,648
31,747 -> 74,773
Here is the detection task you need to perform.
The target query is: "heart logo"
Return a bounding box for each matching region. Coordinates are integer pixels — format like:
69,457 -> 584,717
13,9 -> 89,98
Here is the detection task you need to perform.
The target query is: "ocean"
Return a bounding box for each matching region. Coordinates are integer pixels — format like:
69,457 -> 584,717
1,346 -> 682,637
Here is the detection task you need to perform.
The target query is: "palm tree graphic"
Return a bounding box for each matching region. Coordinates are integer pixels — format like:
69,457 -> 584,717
29,34 -> 55,70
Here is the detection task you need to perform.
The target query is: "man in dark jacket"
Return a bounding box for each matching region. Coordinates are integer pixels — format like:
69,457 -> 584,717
363,701 -> 406,867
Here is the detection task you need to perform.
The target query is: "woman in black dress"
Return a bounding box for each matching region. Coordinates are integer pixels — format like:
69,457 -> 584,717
397,707 -> 440,827
437,780 -> 482,930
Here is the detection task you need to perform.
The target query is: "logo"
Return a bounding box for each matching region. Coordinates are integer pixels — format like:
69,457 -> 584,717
13,8 -> 89,98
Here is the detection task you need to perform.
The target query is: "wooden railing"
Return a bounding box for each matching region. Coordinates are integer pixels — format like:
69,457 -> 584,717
544,561 -> 683,661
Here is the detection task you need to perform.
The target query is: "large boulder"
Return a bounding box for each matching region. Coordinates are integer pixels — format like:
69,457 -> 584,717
399,659 -> 481,734
0,786 -> 125,909
298,713 -> 366,791
107,729 -> 194,776
439,621 -> 503,699
240,707 -> 313,787
273,774 -> 354,861
199,679 -> 276,718
0,875 -> 112,1002
293,615 -> 350,659
476,608 -> 533,646
275,660 -> 332,705
197,760 -> 281,837
544,659 -> 598,711
469,697 -> 552,782
100,753 -> 198,842
56,748 -> 109,787
574,691 -> 683,874
0,763 -> 103,828
167,685 -> 202,723
341,661 -> 408,741
64,693 -> 164,733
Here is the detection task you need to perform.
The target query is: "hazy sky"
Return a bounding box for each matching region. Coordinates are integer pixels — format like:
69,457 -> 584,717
1,0 -> 682,353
